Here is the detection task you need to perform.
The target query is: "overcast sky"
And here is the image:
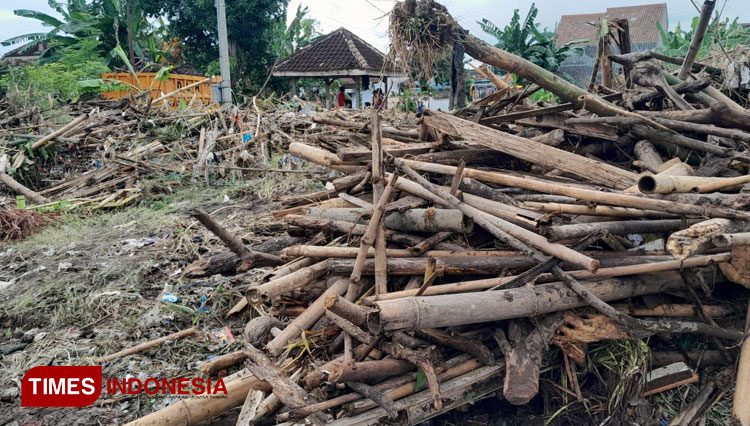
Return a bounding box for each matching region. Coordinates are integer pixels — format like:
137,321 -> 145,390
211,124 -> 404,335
2,0 -> 750,57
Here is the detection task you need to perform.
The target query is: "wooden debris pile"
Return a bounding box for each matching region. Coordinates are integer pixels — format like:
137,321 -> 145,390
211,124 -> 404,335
132,67 -> 750,425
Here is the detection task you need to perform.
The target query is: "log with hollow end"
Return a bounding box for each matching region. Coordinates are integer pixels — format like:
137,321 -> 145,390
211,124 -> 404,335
246,260 -> 330,305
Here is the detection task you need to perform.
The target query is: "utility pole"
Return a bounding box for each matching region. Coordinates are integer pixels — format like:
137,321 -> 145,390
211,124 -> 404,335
216,0 -> 232,104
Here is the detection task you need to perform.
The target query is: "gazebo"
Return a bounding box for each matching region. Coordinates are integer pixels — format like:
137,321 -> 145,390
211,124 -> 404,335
273,28 -> 403,108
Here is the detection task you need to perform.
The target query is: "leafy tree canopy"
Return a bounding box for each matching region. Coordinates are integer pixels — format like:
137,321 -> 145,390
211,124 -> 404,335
477,3 -> 584,74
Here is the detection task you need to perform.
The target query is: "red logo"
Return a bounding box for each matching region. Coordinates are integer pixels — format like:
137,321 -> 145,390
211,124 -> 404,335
22,366 -> 102,407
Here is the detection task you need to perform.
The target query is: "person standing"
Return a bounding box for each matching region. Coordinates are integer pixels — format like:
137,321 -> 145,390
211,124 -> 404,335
337,86 -> 347,108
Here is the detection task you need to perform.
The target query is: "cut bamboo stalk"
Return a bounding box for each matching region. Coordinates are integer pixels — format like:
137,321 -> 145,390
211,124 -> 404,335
199,350 -> 247,376
693,175 -> 750,193
305,207 -> 472,233
367,272 -> 688,333
638,175 -> 740,194
522,201 -> 674,219
265,278 -> 349,356
544,219 -> 700,242
288,142 -> 365,174
32,113 -> 89,150
89,327 -> 196,364
246,260 -> 329,305
678,1 -> 716,80
397,158 -> 750,220
282,245 -> 523,259
365,254 -> 729,302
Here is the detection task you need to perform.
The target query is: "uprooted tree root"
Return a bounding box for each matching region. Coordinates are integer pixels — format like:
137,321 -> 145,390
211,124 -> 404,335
389,0 -> 457,79
0,209 -> 56,241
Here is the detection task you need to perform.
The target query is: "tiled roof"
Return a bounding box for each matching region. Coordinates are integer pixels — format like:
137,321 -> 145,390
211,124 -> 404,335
274,28 -> 390,76
555,3 -> 668,47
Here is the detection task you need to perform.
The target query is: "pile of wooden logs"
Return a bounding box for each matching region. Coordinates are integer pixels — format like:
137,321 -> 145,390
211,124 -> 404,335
131,87 -> 750,424
125,1 -> 750,423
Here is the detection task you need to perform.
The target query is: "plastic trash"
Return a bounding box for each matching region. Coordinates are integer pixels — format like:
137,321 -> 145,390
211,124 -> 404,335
161,294 -> 179,303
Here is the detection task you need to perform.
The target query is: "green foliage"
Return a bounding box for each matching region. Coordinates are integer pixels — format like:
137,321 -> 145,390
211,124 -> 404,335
478,3 -> 585,73
274,5 -> 320,59
145,0 -> 289,94
1,39 -> 110,110
657,15 -> 750,58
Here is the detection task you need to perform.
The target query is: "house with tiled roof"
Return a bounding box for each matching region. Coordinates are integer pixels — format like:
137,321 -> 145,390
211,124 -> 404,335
273,27 -> 403,109
555,3 -> 668,86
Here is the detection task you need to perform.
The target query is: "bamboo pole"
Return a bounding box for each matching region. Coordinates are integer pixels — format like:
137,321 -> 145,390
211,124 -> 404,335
398,158 -> 750,220
693,175 -> 750,193
365,254 -> 729,302
678,1 -> 716,80
0,155 -> 50,204
152,76 -> 215,104
733,301 -> 750,426
544,219 -> 700,241
638,175 -> 740,194
32,113 -> 89,150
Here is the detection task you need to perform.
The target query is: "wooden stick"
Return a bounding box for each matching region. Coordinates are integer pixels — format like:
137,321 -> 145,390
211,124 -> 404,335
152,76 -> 214,103
544,219 -> 699,241
199,350 -> 247,376
90,327 -> 196,364
188,209 -> 283,269
32,113 -> 89,150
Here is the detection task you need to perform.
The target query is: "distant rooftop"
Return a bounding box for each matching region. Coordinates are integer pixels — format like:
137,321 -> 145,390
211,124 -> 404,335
273,27 -> 400,78
555,3 -> 668,47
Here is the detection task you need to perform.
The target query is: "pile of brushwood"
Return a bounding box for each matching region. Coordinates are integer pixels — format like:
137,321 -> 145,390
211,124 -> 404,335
0,86 -> 330,240
121,2 -> 750,425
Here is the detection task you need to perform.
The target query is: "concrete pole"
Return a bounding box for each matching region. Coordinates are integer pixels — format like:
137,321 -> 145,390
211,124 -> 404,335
215,0 -> 232,104
356,76 -> 362,110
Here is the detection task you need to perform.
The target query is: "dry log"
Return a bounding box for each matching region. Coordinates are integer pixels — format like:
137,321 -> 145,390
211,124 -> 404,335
329,256 -> 535,276
311,115 -> 420,139
265,278 -> 349,356
498,313 -> 564,405
652,350 -> 728,367
336,142 -> 437,161
89,327 -> 196,364
642,102 -> 750,133
325,294 -> 373,328
368,273 -> 686,333
243,344 -> 326,426
188,209 -> 283,270
667,219 -> 750,260
282,245 -> 516,259
544,219 -> 699,241
246,260 -> 329,305
612,304 -> 732,318
413,148 -> 507,166
288,142 -> 365,174
279,170 -> 367,206
398,158 -> 750,220
712,232 -> 750,248
124,373 -> 270,426
693,175 -> 750,193
325,358 -> 414,384
634,140 -> 664,170
424,110 -> 638,189
305,207 -> 472,233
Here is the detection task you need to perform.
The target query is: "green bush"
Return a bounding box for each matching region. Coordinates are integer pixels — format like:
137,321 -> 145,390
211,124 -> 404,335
0,37 -> 109,110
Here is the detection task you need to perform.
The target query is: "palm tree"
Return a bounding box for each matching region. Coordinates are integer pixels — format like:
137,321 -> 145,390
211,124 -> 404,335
478,3 -> 585,73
